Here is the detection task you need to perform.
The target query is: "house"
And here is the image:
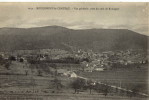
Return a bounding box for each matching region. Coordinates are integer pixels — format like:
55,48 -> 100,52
94,67 -> 104,71
57,69 -> 77,78
84,67 -> 94,72
57,69 -> 67,76
64,71 -> 77,78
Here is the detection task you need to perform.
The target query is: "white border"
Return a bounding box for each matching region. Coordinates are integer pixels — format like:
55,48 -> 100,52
0,0 -> 148,2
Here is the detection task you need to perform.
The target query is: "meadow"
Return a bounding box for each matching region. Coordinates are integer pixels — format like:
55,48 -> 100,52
0,60 -> 148,100
78,66 -> 148,94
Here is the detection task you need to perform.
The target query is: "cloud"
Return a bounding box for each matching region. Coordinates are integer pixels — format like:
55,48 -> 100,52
0,3 -> 148,36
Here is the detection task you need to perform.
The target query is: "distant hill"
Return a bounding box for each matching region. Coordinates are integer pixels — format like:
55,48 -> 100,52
0,26 -> 148,52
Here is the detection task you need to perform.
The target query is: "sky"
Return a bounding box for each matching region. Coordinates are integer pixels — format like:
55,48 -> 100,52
0,2 -> 148,36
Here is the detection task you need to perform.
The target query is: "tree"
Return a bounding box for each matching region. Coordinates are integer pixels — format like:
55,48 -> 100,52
131,85 -> 141,97
0,56 -> 4,65
4,61 -> 11,70
50,63 -> 57,69
9,56 -> 16,61
51,77 -> 62,93
103,86 -> 108,97
25,70 -> 28,76
87,80 -> 95,94
95,83 -> 102,94
101,85 -> 109,97
71,78 -> 86,94
37,70 -> 42,76
19,58 -> 24,62
53,78 -> 62,90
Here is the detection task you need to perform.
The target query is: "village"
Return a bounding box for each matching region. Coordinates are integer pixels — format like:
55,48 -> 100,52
0,48 -> 148,99
0,48 -> 147,72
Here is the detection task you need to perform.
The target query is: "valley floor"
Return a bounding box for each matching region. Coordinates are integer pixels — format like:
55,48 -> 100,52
0,93 -> 148,100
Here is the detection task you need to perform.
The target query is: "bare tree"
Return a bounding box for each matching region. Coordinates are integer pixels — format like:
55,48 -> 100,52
37,70 -> 42,76
25,70 -> 28,76
87,80 -> 95,94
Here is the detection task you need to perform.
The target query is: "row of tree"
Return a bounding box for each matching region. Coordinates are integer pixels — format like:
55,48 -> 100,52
70,78 -> 144,97
27,56 -> 90,64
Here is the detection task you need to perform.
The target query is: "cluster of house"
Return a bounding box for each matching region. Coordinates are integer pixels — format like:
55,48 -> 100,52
73,49 -> 148,72
0,48 -> 147,73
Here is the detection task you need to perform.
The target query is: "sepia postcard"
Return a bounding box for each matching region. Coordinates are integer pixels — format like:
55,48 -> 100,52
0,2 -> 148,100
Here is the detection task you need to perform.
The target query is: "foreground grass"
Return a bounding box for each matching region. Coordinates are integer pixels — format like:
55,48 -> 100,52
0,93 -> 148,100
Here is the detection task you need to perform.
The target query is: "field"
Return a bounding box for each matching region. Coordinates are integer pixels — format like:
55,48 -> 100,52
0,93 -> 148,100
0,70 -> 148,100
0,61 -> 148,100
78,66 -> 148,94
